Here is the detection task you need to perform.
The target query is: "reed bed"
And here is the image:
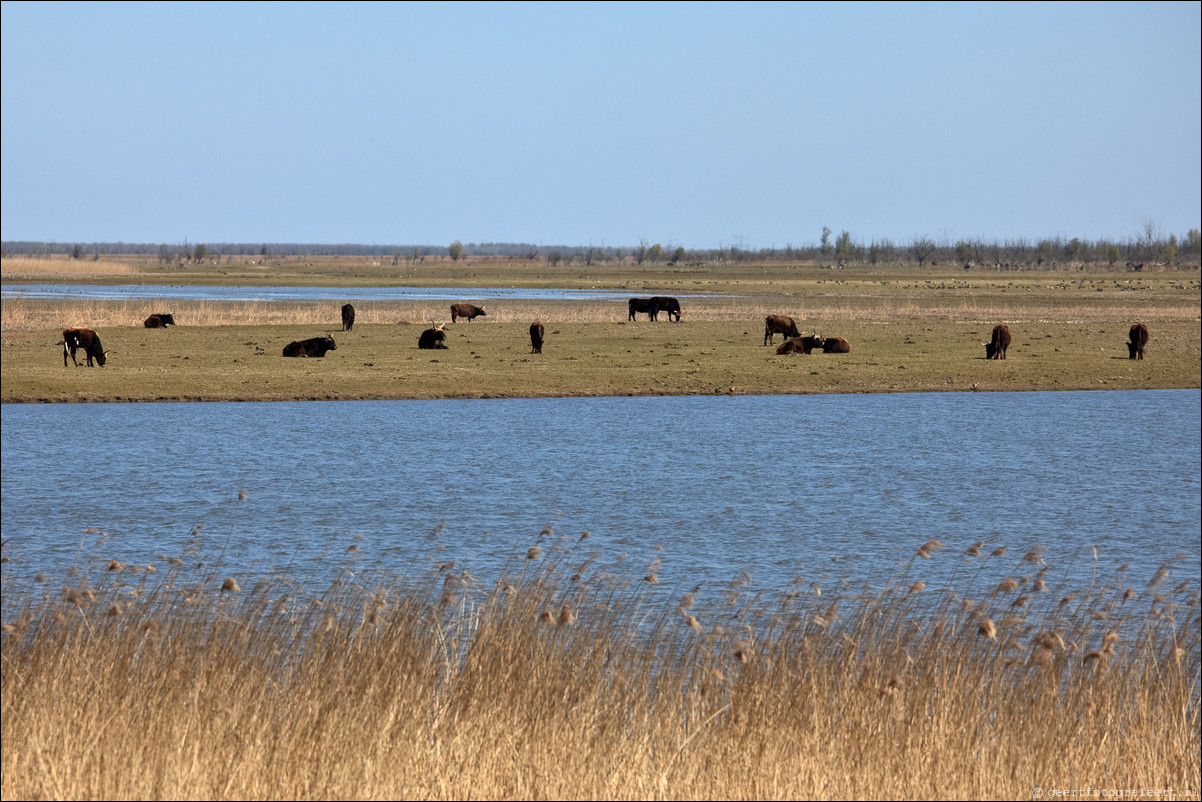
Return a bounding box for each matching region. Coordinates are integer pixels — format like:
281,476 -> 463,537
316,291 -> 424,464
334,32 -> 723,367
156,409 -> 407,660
2,535 -> 1197,801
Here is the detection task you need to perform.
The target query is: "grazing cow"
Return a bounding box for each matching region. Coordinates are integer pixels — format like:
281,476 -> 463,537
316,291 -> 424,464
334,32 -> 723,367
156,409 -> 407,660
821,337 -> 851,353
984,324 -> 1011,360
419,326 -> 447,349
143,313 -> 176,328
764,314 -> 801,346
627,298 -> 660,321
648,296 -> 682,322
282,336 -> 337,357
450,303 -> 486,323
776,333 -> 825,355
530,321 -> 545,354
341,303 -> 355,332
63,327 -> 107,367
1127,323 -> 1149,360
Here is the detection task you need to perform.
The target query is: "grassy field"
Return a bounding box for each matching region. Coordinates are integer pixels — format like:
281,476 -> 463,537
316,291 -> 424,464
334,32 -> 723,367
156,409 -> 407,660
1,255 -> 1199,402
2,536 -> 1197,801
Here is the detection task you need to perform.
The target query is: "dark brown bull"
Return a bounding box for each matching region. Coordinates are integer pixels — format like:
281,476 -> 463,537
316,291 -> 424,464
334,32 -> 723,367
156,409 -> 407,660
776,333 -> 825,355
341,303 -> 355,332
628,298 -> 660,321
985,324 -> 1011,360
648,296 -> 682,322
764,314 -> 801,346
1127,323 -> 1149,360
821,337 -> 851,353
530,321 -> 545,354
143,313 -> 176,328
63,327 -> 107,367
418,326 -> 447,349
282,336 -> 337,357
450,303 -> 486,323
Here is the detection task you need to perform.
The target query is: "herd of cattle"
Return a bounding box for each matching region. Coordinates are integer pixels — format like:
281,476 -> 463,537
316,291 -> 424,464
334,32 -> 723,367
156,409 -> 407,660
60,297 -> 1154,369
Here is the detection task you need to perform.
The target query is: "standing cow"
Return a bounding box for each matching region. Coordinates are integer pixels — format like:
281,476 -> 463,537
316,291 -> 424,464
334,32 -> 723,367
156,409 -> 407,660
628,298 -> 660,321
985,324 -> 1011,360
776,333 -> 825,355
341,304 -> 355,332
450,303 -> 486,323
530,321 -> 545,354
1127,323 -> 1149,360
63,327 -> 107,367
764,314 -> 801,346
648,296 -> 682,322
282,336 -> 337,357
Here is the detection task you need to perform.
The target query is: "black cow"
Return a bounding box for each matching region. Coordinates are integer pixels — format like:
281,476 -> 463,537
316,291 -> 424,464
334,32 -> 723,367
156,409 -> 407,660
985,324 -> 1011,360
341,304 -> 355,332
282,336 -> 337,357
776,333 -> 825,355
418,327 -> 447,349
764,314 -> 801,346
628,298 -> 660,321
530,321 -> 545,354
450,303 -> 486,323
648,296 -> 682,322
63,327 -> 107,367
821,337 -> 851,353
1127,323 -> 1149,360
143,313 -> 176,328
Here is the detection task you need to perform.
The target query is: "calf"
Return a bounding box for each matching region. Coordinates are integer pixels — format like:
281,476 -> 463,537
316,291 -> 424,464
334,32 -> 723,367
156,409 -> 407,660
450,303 -> 486,323
821,337 -> 851,353
776,333 -> 825,355
764,314 -> 801,346
341,303 -> 355,332
1127,323 -> 1149,360
985,324 -> 1011,360
530,321 -> 545,354
418,327 -> 447,349
282,336 -> 337,357
63,327 -> 107,367
143,313 -> 176,328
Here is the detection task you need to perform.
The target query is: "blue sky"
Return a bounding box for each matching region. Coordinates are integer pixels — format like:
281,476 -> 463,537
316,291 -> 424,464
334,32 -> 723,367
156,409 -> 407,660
2,1 -> 1199,250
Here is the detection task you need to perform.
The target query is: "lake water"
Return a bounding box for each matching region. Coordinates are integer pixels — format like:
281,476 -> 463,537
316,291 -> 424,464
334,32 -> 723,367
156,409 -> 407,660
1,391 -> 1198,606
1,284 -> 698,302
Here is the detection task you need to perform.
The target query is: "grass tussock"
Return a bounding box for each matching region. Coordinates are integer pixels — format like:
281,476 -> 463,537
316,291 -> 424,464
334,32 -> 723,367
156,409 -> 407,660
2,538 -> 1198,801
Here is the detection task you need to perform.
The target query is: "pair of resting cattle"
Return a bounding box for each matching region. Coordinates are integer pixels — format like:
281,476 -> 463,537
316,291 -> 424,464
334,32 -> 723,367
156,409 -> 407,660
628,297 -> 682,322
764,315 -> 850,354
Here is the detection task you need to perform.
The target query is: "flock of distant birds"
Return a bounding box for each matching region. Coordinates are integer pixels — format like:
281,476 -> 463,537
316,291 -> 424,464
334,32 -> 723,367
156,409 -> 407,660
58,298 -> 1152,368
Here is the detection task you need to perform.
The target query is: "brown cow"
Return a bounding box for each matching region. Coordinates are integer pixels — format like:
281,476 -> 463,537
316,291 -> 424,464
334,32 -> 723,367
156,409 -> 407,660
985,324 -> 1011,360
776,333 -> 825,355
821,337 -> 851,353
764,314 -> 801,346
419,326 -> 447,349
450,303 -> 486,322
341,303 -> 355,332
530,321 -> 545,354
282,336 -> 337,357
63,327 -> 107,367
143,313 -> 176,328
1127,323 -> 1149,360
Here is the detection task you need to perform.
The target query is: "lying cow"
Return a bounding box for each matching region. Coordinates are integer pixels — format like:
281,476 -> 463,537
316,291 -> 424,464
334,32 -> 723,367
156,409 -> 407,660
649,296 -> 682,322
776,333 -> 825,355
530,321 -> 545,354
282,336 -> 337,357
418,326 -> 447,349
628,298 -> 660,321
764,314 -> 801,346
984,324 -> 1011,360
821,337 -> 851,353
450,303 -> 486,323
143,313 -> 176,328
1127,323 -> 1148,360
63,327 -> 107,367
341,303 -> 355,332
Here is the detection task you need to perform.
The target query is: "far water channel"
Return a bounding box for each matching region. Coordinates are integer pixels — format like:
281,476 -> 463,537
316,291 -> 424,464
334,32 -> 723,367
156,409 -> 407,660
2,391 -> 1198,609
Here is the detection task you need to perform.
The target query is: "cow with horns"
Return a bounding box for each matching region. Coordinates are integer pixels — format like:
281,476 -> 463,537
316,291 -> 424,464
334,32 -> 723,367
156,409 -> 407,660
63,327 -> 108,367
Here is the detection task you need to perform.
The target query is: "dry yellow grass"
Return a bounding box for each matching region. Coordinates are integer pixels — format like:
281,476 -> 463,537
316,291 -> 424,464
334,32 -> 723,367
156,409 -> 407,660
2,537 -> 1197,801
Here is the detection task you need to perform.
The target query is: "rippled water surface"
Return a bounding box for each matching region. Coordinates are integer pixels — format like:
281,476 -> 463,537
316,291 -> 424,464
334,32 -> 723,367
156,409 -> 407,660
2,391 -> 1198,596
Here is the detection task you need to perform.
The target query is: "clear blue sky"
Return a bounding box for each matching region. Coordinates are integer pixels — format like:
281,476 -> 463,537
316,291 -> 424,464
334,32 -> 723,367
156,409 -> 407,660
3,1 -> 1199,251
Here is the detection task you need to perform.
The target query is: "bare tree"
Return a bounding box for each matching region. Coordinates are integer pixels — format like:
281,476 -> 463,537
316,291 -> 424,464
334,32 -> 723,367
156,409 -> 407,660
911,235 -> 937,266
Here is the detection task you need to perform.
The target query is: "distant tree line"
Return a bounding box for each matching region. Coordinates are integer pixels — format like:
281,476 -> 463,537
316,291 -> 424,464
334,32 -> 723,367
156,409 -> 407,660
3,223 -> 1199,270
